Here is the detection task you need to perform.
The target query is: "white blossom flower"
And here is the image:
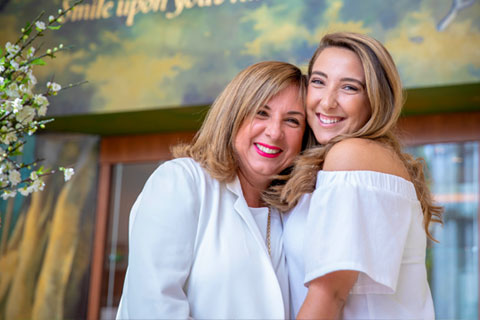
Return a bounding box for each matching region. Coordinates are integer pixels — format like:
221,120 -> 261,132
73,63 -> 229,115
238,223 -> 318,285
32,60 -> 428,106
46,81 -> 61,93
10,60 -> 19,70
19,65 -> 29,73
0,6 -> 77,198
2,131 -> 18,144
34,94 -> 49,116
35,21 -> 46,31
63,168 -> 74,181
12,98 -> 23,113
16,106 -> 35,123
27,178 -> 45,192
4,162 -> 13,171
38,104 -> 47,117
1,189 -> 17,200
8,169 -> 21,186
30,171 -> 38,180
19,84 -> 30,94
18,185 -> 30,196
27,71 -> 37,86
0,176 -> 8,188
19,186 -> 31,196
5,42 -> 20,56
34,94 -> 49,107
3,101 -> 12,113
5,83 -> 20,98
26,47 -> 36,58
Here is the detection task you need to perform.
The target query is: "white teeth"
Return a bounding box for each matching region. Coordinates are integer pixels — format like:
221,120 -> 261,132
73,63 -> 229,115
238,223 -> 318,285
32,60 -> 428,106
256,144 -> 280,154
320,116 -> 341,124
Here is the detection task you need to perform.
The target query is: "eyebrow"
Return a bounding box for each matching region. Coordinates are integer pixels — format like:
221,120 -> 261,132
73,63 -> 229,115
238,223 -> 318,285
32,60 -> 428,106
311,71 -> 366,88
263,105 -> 305,116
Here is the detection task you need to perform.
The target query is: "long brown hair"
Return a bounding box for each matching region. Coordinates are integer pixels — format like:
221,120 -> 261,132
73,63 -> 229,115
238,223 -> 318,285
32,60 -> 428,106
172,61 -> 313,182
265,32 -> 442,240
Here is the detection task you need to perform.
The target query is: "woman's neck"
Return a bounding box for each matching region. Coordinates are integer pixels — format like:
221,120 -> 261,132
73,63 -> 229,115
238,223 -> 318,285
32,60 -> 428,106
237,171 -> 270,208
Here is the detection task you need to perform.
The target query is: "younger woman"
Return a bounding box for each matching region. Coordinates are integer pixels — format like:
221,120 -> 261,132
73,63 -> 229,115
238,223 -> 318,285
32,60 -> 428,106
268,32 -> 443,319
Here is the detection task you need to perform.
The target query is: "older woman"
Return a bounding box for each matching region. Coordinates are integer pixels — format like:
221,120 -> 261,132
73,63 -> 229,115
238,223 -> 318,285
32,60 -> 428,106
267,33 -> 443,319
116,61 -> 311,319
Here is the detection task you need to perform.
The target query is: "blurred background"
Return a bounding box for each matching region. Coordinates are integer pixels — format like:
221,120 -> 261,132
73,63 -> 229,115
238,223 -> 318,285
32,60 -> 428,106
0,0 -> 479,319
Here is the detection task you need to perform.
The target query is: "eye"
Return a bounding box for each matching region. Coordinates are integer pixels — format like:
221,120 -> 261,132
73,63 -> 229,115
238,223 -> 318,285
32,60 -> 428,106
285,117 -> 302,127
310,77 -> 325,86
343,84 -> 359,92
287,118 -> 299,125
256,109 -> 269,117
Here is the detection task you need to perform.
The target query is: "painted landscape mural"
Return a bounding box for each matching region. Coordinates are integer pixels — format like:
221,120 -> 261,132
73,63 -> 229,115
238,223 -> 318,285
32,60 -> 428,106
0,135 -> 98,320
0,0 -> 479,115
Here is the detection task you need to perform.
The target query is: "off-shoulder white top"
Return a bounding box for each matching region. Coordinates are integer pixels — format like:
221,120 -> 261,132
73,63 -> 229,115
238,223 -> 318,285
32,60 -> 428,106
284,170 -> 434,319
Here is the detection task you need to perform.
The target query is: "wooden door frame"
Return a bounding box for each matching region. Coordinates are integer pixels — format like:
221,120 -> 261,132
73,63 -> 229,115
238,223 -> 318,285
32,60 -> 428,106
87,132 -> 195,320
398,111 -> 480,146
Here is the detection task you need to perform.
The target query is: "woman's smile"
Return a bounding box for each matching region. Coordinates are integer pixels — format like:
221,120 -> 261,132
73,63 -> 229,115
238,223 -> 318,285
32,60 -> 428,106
254,142 -> 282,158
318,113 -> 344,125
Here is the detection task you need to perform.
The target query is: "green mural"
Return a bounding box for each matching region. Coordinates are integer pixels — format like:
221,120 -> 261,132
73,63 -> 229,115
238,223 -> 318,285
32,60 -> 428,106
1,0 -> 479,115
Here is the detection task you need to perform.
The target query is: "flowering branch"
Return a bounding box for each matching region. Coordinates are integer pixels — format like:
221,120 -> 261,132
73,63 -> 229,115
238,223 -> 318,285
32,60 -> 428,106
0,0 -> 84,200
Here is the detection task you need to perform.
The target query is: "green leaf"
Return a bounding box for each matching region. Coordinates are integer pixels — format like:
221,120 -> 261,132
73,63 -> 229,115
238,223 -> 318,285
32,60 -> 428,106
30,58 -> 46,66
48,25 -> 61,30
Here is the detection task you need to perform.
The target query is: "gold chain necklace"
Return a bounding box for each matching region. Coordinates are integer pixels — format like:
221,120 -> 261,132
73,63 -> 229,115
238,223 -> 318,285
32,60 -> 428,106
266,207 -> 271,257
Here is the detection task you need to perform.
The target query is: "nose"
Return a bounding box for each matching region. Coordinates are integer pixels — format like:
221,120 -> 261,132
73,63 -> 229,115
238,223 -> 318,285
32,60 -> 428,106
265,118 -> 283,141
319,87 -> 338,110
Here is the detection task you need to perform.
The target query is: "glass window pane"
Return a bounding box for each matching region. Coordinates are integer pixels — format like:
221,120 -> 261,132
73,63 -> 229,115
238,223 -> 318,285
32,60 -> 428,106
407,142 -> 478,319
100,162 -> 160,320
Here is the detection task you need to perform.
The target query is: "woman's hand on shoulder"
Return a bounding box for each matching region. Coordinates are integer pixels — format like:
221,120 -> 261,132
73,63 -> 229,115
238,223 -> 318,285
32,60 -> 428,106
323,138 -> 410,180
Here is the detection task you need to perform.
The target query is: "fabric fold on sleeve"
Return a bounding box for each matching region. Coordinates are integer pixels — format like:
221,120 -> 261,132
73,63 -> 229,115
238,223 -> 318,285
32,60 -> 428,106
303,170 -> 418,294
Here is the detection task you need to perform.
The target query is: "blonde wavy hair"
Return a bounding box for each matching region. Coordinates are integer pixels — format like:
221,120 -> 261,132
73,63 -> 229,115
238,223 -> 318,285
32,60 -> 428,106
173,61 -> 313,183
264,32 -> 442,240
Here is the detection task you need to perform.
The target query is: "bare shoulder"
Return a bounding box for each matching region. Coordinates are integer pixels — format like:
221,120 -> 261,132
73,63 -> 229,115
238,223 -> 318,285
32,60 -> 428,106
323,138 -> 411,181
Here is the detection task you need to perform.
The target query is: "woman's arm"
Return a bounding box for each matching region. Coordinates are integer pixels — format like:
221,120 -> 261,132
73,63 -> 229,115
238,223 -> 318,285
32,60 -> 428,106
117,160 -> 199,319
297,271 -> 358,319
298,138 -> 409,319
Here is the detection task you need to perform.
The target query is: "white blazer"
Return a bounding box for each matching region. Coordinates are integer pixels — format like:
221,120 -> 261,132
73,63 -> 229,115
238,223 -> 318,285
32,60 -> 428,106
116,157 -> 288,319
